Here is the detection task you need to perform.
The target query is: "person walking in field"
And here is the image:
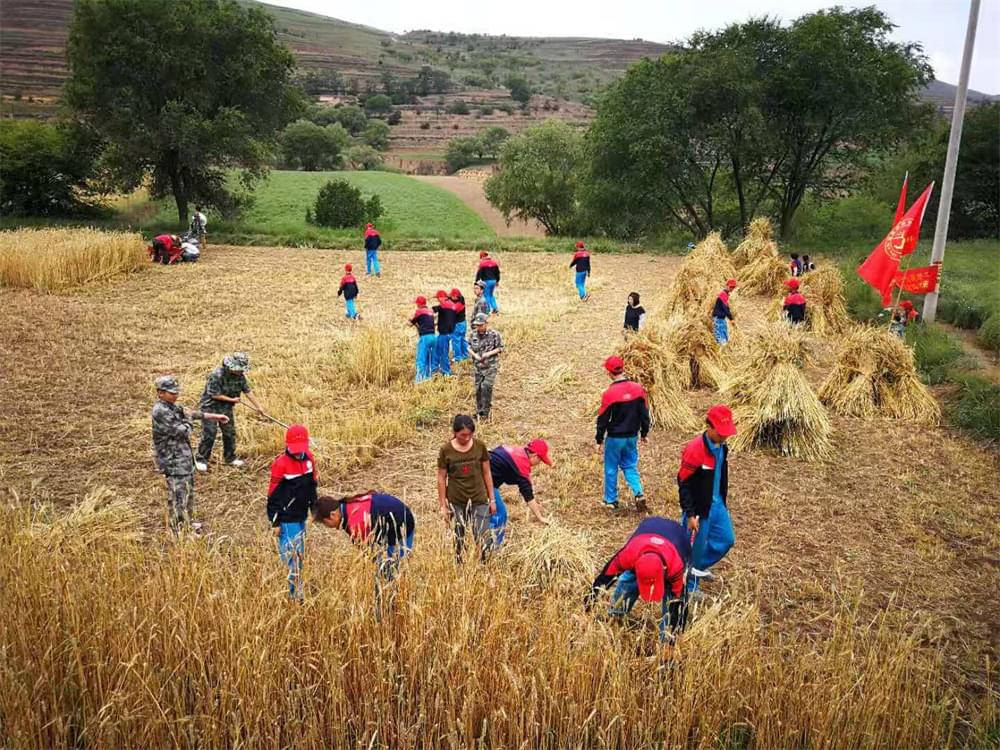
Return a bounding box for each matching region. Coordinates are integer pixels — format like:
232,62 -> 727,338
889,299 -> 920,338
712,279 -> 738,345
587,516 -> 692,643
678,405 -> 737,598
195,352 -> 265,471
782,278 -> 807,325
488,438 -> 553,547
338,263 -> 360,320
313,491 -> 415,617
570,241 -> 591,300
267,424 -> 318,600
789,253 -> 802,277
409,296 -> 436,383
623,292 -> 645,334
190,205 -> 207,247
151,375 -> 230,534
450,288 -> 469,362
472,280 -> 491,321
468,313 -> 504,420
596,355 -> 650,513
475,251 -> 501,313
432,290 -> 457,376
364,223 -> 382,277
437,415 -> 497,563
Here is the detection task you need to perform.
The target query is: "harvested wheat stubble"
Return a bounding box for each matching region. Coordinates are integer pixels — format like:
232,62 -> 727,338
732,217 -> 778,268
615,324 -> 698,432
819,326 -> 941,425
800,266 -> 851,336
723,322 -> 832,460
0,227 -> 146,291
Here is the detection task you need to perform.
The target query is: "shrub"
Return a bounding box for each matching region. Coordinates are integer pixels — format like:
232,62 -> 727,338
419,121 -> 431,130
976,314 -> 1000,354
446,100 -> 470,115
0,228 -> 146,291
278,119 -> 343,171
905,322 -> 968,385
365,94 -> 392,114
952,375 -> 1000,440
361,119 -> 391,151
386,110 -> 402,125
791,194 -> 891,248
345,145 -> 384,171
308,179 -> 383,228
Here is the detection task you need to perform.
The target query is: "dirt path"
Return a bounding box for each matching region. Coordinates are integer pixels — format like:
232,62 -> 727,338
941,322 -> 1000,382
413,175 -> 546,237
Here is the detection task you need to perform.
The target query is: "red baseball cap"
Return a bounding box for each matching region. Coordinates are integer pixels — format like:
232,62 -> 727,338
634,552 -> 666,602
526,438 -> 552,466
900,300 -> 914,310
726,278 -> 737,289
285,424 -> 310,453
576,241 -> 585,248
604,355 -> 625,374
450,288 -> 461,298
706,404 -> 737,437
435,289 -> 448,298
785,278 -> 800,289
479,251 -> 489,258
415,295 -> 427,306
345,263 -> 352,272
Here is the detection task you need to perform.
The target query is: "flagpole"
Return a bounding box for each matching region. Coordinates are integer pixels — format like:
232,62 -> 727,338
922,0 -> 980,323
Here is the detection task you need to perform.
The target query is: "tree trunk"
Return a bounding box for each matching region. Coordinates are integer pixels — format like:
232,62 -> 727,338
167,158 -> 188,225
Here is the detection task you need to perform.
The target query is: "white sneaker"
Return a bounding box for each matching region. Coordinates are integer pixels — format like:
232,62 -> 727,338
228,458 -> 245,468
690,567 -> 717,582
195,461 -> 208,472
190,522 -> 204,533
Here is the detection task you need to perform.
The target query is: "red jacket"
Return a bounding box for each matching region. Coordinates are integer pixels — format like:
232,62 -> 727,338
266,450 -> 318,526
677,433 -> 728,519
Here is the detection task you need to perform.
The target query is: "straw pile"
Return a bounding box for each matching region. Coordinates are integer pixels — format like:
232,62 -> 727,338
819,327 -> 941,424
616,324 -> 698,431
664,233 -> 735,316
661,313 -> 725,389
740,252 -> 788,296
0,228 -> 146,291
686,232 -> 736,283
800,267 -> 851,336
722,322 -> 832,460
504,523 -> 598,596
732,217 -> 778,268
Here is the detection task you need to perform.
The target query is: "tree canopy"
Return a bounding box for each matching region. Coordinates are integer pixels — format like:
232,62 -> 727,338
66,0 -> 301,222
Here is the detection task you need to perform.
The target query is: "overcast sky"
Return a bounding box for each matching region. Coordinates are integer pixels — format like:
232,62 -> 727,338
267,0 -> 998,93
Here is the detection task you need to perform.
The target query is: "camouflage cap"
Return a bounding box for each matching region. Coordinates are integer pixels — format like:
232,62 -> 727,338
155,375 -> 181,393
472,314 -> 489,327
223,352 -> 250,372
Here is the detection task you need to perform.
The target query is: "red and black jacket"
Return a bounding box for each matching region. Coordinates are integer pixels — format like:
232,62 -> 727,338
338,274 -> 359,300
410,306 -> 435,336
432,299 -> 457,335
339,492 -> 415,548
712,290 -> 733,320
569,250 -> 591,274
596,379 -> 650,443
489,445 -> 535,501
451,293 -> 467,323
475,258 -> 501,283
267,450 -> 318,526
677,432 -> 728,519
783,293 -> 807,323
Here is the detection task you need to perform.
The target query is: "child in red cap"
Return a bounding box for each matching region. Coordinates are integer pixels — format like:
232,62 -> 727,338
338,263 -> 360,320
596,355 -> 650,513
570,241 -> 591,300
488,438 -> 553,546
432,290 -> 457,376
449,288 -> 469,362
678,405 -> 737,598
267,424 -> 317,600
712,279 -> 738,345
475,251 -> 501,313
409,296 -> 436,383
364,223 -> 382,276
782,278 -> 807,325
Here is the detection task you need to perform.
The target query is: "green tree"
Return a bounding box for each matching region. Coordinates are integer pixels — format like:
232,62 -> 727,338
65,0 -> 301,223
365,94 -> 392,115
475,126 -> 510,160
312,105 -> 367,135
485,119 -> 584,235
308,178 -> 383,228
505,75 -> 533,104
445,137 -> 479,173
345,144 -> 383,171
0,120 -> 100,216
361,119 -> 391,151
278,119 -> 343,171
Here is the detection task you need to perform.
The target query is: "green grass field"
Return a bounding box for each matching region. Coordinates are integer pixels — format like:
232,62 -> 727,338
134,170 -> 495,245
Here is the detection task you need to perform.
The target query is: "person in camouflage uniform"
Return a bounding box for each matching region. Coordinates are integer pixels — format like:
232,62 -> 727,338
468,314 -> 504,420
151,375 -> 229,533
195,352 -> 265,470
472,281 -> 491,321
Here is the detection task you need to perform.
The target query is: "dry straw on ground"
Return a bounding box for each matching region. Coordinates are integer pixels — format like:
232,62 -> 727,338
731,217 -> 778,268
819,326 -> 941,424
616,324 -> 698,431
0,227 -> 146,291
800,266 -> 852,336
723,322 -> 832,460
502,522 -> 598,595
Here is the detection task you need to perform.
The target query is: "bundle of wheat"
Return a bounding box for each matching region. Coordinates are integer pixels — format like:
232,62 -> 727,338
662,263 -> 714,317
687,232 -> 737,281
800,267 -> 851,336
740,252 -> 789,296
818,327 -> 940,424
722,323 -> 832,460
616,324 -> 698,431
731,217 -> 778,268
504,523 -> 599,596
0,228 -> 146,291
661,313 -> 725,389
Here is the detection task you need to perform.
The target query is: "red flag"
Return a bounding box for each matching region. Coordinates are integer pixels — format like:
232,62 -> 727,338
892,264 -> 940,295
857,182 -> 934,306
894,172 -> 908,226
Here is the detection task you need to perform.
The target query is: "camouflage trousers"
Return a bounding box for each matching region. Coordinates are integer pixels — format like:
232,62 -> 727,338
165,473 -> 195,533
197,413 -> 237,463
474,368 -> 498,418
